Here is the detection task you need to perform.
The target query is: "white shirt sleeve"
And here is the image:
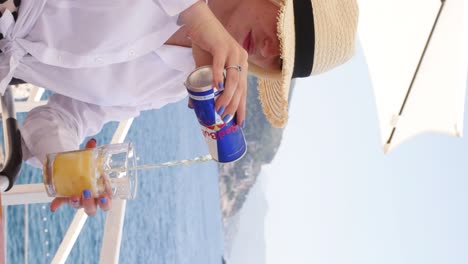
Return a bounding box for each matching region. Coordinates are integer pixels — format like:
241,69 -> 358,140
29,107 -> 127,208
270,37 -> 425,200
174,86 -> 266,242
20,94 -> 141,168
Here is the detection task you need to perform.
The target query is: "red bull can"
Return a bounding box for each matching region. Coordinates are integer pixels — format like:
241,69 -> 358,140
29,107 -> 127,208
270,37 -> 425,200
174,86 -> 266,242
185,66 -> 247,163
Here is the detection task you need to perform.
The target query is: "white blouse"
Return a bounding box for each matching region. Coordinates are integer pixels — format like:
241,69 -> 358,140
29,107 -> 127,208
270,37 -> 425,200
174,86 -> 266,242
0,0 -> 199,166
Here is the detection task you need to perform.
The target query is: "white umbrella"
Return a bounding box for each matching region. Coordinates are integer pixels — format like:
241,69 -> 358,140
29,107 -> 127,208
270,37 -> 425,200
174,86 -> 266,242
358,0 -> 468,152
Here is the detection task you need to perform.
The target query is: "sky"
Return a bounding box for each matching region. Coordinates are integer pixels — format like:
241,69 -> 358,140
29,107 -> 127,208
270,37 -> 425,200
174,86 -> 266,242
235,41 -> 468,264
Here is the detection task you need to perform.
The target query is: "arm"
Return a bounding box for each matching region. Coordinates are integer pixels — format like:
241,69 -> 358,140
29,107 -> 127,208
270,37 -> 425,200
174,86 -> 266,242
21,94 -> 140,167
155,0 -> 247,127
178,1 -> 248,127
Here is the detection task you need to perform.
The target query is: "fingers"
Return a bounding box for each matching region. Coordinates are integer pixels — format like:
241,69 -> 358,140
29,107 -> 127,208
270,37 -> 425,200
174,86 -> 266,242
85,138 -> 97,149
216,65 -> 239,108
187,98 -> 194,109
50,192 -> 112,216
50,198 -> 69,212
215,61 -> 248,124
212,52 -> 227,95
233,63 -> 247,126
81,189 -> 97,216
236,87 -> 247,128
69,195 -> 81,209
50,197 -> 81,212
98,195 -> 112,212
210,42 -> 247,114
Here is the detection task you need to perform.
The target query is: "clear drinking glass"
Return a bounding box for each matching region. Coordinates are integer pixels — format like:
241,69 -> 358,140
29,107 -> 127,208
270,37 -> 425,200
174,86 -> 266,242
43,142 -> 137,199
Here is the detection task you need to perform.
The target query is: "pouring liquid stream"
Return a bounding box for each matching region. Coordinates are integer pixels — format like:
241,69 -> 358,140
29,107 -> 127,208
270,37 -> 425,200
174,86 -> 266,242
136,154 -> 213,170
107,154 -> 214,173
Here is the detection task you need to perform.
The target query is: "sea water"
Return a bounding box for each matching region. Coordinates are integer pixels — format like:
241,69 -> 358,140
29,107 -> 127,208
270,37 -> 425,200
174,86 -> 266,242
5,99 -> 224,263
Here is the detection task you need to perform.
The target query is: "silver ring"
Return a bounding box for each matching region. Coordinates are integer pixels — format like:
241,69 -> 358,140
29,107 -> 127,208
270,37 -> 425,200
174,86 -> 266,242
225,65 -> 242,72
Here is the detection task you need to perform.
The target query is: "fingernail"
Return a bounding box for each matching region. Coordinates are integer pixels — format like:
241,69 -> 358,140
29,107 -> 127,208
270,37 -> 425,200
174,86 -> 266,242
71,197 -> 80,206
90,138 -> 96,144
218,82 -> 224,89
223,114 -> 231,123
241,120 -> 246,128
217,106 -> 225,116
50,207 -> 56,213
83,189 -> 91,199
100,197 -> 107,204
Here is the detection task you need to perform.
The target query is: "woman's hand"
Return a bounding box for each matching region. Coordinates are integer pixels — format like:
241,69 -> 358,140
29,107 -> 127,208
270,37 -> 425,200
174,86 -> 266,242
180,1 -> 247,127
49,139 -> 112,216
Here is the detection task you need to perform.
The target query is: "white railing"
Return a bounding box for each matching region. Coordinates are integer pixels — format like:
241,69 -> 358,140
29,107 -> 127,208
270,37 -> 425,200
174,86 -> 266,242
1,85 -> 133,263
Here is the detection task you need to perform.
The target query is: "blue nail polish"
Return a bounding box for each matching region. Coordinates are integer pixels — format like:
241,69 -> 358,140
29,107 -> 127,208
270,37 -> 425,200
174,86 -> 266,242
218,82 -> 224,89
241,120 -> 246,128
71,198 -> 80,205
223,114 -> 231,123
83,189 -> 91,199
100,197 -> 107,204
217,106 -> 225,116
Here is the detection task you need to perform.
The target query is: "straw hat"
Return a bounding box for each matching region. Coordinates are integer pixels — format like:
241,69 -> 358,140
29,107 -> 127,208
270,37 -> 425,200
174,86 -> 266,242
251,0 -> 359,127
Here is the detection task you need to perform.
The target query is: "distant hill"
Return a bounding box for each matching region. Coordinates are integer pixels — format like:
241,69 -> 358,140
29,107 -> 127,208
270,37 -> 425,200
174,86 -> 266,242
223,173 -> 268,263
218,76 -> 293,221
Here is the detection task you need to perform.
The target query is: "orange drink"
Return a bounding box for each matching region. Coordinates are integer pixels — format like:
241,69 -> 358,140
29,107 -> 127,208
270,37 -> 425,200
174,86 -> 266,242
44,149 -> 100,197
43,143 -> 137,199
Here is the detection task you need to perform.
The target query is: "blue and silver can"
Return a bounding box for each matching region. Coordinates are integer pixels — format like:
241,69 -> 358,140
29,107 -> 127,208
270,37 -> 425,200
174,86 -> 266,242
185,66 -> 247,163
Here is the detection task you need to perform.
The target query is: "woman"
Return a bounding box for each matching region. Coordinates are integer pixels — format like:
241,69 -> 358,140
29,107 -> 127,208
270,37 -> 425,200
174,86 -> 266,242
0,0 -> 358,215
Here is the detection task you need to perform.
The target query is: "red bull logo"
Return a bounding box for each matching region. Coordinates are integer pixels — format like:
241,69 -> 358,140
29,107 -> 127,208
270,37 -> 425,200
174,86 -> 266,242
198,113 -> 225,131
202,123 -> 239,140
205,122 -> 226,131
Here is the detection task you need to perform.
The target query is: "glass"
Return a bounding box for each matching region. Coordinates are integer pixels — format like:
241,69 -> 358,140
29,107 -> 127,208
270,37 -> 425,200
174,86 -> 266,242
43,142 -> 137,199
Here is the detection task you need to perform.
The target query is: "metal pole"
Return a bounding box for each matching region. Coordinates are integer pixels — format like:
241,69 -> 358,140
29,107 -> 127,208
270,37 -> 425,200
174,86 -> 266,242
386,0 -> 446,145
